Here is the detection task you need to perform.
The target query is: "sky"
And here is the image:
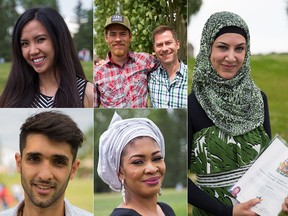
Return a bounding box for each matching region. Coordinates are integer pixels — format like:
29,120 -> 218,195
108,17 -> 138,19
59,0 -> 93,34
0,109 -> 93,168
188,0 -> 288,55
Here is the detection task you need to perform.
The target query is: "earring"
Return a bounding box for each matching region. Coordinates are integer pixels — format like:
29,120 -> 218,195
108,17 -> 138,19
158,186 -> 162,196
121,179 -> 127,205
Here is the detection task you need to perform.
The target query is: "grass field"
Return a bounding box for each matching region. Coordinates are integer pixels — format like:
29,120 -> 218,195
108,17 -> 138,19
188,53 -> 288,141
94,188 -> 187,216
0,61 -> 93,94
0,173 -> 93,213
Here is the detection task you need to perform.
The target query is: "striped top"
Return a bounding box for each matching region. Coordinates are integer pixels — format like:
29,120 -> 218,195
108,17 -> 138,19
30,77 -> 87,108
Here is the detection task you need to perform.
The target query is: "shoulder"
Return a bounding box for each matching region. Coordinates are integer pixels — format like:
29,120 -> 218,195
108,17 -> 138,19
260,91 -> 268,101
0,207 -> 18,216
65,199 -> 93,216
130,51 -> 155,62
84,82 -> 94,108
0,200 -> 24,216
110,208 -> 141,216
158,202 -> 176,216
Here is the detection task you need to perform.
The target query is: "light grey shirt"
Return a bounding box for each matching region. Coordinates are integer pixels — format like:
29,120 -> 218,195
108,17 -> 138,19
0,199 -> 93,216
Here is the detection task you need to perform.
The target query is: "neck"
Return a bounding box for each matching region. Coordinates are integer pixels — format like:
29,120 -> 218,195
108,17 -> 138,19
110,53 -> 128,67
38,72 -> 60,96
161,59 -> 180,81
122,194 -> 162,216
21,196 -> 65,216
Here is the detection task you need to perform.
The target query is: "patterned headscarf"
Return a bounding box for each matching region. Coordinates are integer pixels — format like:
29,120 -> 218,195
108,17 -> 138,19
97,112 -> 165,191
192,11 -> 264,136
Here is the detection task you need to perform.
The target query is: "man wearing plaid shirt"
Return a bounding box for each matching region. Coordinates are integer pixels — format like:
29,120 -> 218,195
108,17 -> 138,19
148,25 -> 187,108
94,14 -> 158,108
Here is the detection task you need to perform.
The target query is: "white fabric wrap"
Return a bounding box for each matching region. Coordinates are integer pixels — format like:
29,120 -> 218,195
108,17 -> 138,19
97,112 -> 165,192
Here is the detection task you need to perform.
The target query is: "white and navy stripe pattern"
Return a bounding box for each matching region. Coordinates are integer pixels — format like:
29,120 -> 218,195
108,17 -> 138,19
30,77 -> 86,108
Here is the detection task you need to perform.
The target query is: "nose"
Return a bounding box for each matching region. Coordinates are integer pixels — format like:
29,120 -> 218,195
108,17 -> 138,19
29,43 -> 40,56
145,161 -> 159,173
37,161 -> 53,180
225,50 -> 236,62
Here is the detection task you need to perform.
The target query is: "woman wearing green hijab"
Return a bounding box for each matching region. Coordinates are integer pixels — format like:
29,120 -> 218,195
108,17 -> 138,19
188,11 -> 272,215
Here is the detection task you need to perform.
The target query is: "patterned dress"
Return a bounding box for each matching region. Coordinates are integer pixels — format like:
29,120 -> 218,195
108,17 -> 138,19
189,92 -> 271,216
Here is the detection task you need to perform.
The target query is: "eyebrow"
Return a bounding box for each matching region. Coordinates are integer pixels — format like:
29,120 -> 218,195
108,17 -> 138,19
129,150 -> 162,160
20,34 -> 48,41
24,152 -> 69,161
215,42 -> 246,46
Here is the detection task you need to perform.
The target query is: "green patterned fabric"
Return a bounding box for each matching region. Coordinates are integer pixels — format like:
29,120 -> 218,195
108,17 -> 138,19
191,125 -> 270,216
192,11 -> 264,136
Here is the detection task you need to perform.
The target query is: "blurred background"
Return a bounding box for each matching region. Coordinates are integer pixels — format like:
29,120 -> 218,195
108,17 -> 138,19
94,109 -> 187,216
0,0 -> 93,94
0,108 -> 94,212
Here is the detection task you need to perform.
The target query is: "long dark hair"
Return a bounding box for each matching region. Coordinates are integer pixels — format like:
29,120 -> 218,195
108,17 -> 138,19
0,7 -> 87,107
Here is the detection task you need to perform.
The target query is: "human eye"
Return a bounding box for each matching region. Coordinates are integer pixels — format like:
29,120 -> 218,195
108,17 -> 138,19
26,154 -> 40,163
37,37 -> 46,43
235,46 -> 245,52
165,41 -> 173,46
53,157 -> 68,167
153,156 -> 164,162
156,43 -> 163,48
20,41 -> 29,47
131,159 -> 144,165
217,45 -> 228,51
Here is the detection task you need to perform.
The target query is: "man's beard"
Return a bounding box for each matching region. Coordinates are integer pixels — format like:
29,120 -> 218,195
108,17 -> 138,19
113,50 -> 125,57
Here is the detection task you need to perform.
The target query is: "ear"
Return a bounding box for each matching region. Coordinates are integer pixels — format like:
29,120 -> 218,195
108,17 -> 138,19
129,32 -> 132,43
118,166 -> 124,181
70,159 -> 80,180
15,153 -> 21,174
176,39 -> 180,50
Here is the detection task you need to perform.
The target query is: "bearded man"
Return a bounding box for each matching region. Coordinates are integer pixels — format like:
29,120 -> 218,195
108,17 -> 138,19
93,14 -> 158,108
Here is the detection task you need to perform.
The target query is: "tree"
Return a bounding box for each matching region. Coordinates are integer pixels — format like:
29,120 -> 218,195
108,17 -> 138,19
94,0 -> 187,63
16,0 -> 58,10
73,4 -> 93,57
188,0 -> 202,23
0,0 -> 18,62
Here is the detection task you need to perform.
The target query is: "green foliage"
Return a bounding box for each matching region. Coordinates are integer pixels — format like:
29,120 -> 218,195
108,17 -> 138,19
94,0 -> 187,62
73,8 -> 94,56
0,0 -> 18,62
16,0 -> 59,10
94,188 -> 187,215
94,109 -> 187,193
188,0 -> 202,23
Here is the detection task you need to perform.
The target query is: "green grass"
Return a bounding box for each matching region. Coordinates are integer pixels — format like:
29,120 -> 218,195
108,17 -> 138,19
188,54 -> 288,141
0,61 -> 93,94
94,188 -> 187,215
0,173 -> 93,213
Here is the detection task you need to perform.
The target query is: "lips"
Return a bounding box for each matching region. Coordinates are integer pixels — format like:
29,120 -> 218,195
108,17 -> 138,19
33,183 -> 55,195
222,64 -> 236,70
143,176 -> 161,186
32,57 -> 45,65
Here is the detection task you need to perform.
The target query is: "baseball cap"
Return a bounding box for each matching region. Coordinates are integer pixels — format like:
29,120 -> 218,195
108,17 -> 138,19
105,14 -> 131,31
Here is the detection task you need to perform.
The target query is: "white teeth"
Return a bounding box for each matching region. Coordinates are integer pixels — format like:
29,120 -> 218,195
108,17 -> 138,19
37,185 -> 50,189
33,57 -> 45,63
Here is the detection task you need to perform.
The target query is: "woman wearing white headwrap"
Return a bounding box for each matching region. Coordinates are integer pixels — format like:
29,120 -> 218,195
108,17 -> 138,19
97,112 -> 175,216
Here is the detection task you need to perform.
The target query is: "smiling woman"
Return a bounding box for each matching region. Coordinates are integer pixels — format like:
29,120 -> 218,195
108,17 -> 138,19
0,7 -> 93,108
97,112 -> 176,216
